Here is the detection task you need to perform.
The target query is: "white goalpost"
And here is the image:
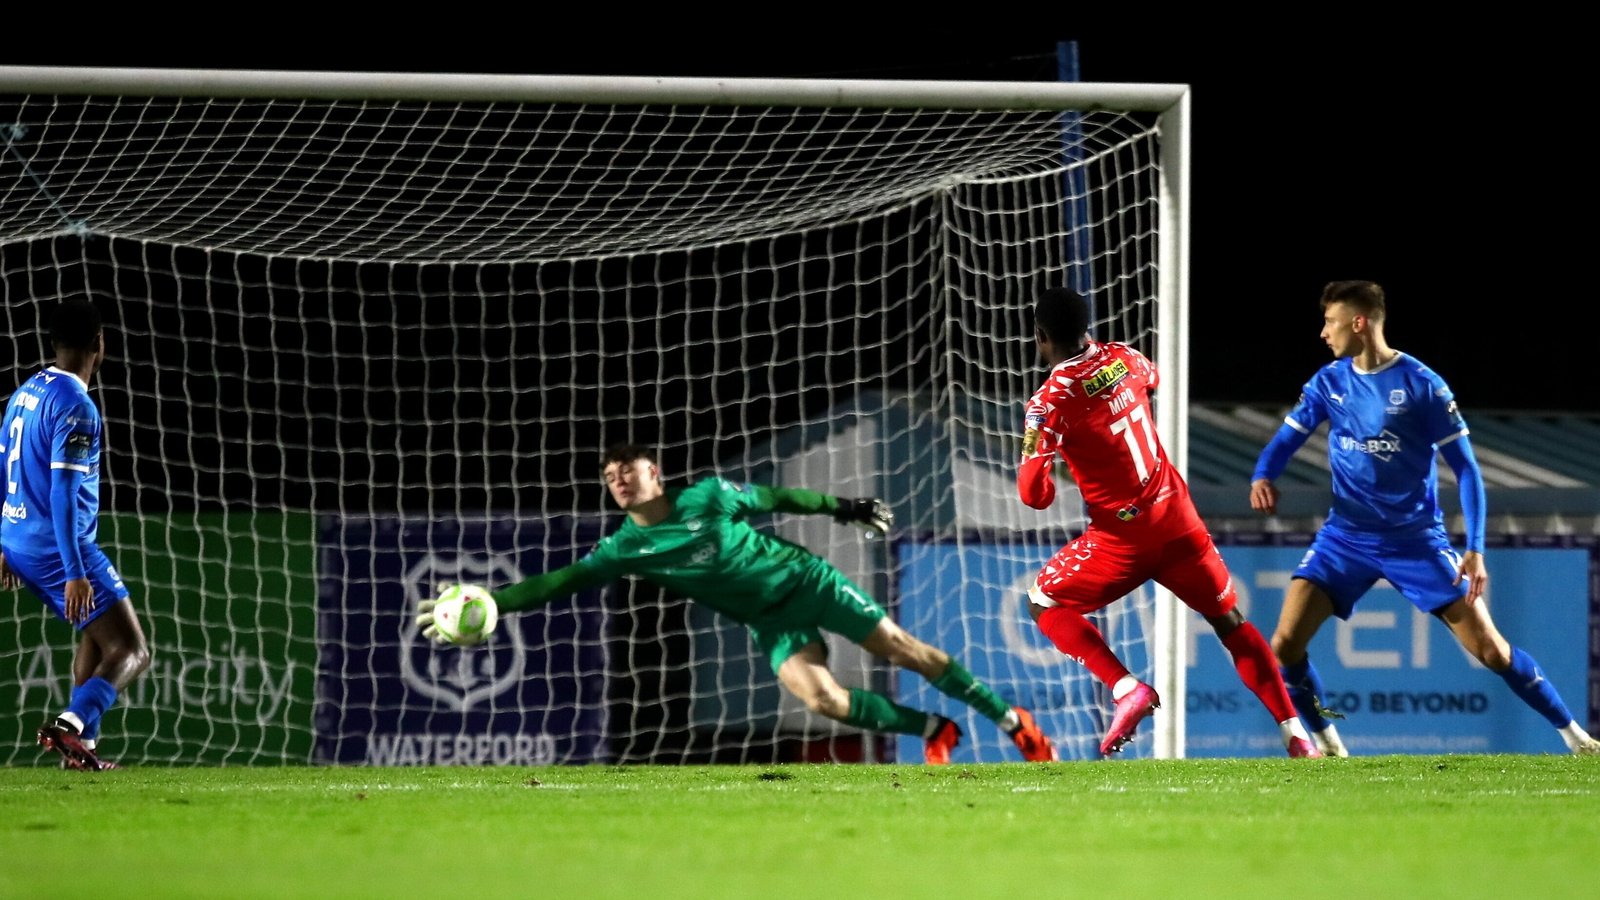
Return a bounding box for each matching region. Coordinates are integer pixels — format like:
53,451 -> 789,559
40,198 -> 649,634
0,66 -> 1190,765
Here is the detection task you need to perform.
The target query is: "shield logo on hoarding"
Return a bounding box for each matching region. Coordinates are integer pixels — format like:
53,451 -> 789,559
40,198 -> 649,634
397,552 -> 527,711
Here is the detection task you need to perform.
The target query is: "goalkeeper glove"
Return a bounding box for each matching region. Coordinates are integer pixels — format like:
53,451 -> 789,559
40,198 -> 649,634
833,497 -> 893,537
414,597 -> 451,646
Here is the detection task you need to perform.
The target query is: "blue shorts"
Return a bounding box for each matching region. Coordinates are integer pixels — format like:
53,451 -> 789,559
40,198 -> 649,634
1292,521 -> 1466,619
3,544 -> 130,629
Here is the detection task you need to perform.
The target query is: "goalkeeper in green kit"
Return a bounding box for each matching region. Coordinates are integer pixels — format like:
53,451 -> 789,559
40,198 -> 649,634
417,443 -> 1056,764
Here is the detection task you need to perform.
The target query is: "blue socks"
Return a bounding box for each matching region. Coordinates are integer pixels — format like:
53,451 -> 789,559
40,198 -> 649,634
1499,647 -> 1574,729
65,676 -> 118,739
1281,657 -> 1333,732
1282,648 -> 1573,737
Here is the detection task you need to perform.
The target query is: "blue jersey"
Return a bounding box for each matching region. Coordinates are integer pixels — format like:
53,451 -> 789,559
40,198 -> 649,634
1,367 -> 104,574
1282,352 -> 1467,536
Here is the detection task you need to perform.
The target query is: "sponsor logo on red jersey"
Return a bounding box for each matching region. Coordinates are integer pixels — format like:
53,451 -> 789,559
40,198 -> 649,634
1083,359 -> 1129,397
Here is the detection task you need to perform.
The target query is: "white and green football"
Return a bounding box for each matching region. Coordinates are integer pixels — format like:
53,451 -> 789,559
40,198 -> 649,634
429,583 -> 499,646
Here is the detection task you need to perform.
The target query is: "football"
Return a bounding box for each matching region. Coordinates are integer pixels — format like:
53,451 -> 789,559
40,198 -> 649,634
428,583 -> 499,646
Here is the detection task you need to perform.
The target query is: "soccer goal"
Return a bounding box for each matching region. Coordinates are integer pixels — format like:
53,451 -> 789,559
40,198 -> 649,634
0,66 -> 1190,765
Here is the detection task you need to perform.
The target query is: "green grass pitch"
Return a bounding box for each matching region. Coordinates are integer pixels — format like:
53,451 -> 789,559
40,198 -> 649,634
2,755 -> 1596,899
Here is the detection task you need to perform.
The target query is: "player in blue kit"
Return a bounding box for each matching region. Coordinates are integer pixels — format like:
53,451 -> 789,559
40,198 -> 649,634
1249,281 -> 1598,756
0,298 -> 152,770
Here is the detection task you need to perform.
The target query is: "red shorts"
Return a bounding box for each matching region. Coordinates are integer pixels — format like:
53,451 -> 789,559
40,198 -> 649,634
1029,521 -> 1237,618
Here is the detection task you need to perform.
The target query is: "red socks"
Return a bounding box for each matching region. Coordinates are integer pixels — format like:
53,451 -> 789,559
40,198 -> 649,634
1037,606 -> 1296,726
1220,622 -> 1296,722
1036,606 -> 1130,687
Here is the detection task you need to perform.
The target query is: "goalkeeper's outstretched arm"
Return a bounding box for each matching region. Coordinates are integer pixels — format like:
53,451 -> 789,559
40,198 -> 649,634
416,562 -> 608,645
492,562 -> 608,613
745,484 -> 894,536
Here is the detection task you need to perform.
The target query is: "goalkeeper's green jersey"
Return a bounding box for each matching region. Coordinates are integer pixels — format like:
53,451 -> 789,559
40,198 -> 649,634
495,478 -> 842,622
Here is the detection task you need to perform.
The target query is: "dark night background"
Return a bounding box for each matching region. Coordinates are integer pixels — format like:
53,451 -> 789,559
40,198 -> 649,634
7,23 -> 1592,414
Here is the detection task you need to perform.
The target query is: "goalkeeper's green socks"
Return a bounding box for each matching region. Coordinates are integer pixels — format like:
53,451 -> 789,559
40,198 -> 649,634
843,689 -> 930,735
930,659 -> 1013,726
841,662 -> 1014,736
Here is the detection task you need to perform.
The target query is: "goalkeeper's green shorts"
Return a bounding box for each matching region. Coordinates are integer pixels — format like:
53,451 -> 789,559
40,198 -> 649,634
745,565 -> 887,673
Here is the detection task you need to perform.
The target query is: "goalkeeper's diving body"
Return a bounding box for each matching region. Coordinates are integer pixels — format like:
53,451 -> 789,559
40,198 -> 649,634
419,443 -> 1057,764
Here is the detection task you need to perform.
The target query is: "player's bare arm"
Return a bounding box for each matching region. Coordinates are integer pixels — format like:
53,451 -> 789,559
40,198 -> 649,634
1438,434 -> 1488,607
63,577 -> 94,624
0,552 -> 18,590
1453,550 -> 1489,606
1250,419 -> 1312,518
1249,478 -> 1279,515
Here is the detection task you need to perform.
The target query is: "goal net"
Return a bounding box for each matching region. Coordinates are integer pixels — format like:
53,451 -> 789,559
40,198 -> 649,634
0,68 -> 1189,766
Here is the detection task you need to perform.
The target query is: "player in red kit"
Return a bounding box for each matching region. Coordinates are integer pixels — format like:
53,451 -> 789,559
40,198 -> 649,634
1018,287 -> 1319,758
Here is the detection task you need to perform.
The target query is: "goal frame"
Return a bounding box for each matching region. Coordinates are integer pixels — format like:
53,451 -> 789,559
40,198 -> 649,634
0,65 -> 1192,759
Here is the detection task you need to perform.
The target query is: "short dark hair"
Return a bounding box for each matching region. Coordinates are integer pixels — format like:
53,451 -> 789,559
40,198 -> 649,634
1033,287 -> 1091,344
50,297 -> 103,351
1320,280 -> 1386,322
600,443 -> 656,471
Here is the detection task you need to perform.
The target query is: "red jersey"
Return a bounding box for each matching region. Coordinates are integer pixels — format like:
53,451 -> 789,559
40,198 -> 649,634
1018,341 -> 1195,531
